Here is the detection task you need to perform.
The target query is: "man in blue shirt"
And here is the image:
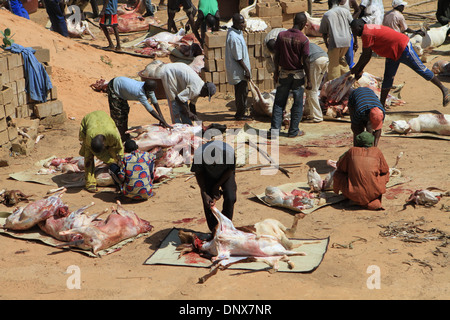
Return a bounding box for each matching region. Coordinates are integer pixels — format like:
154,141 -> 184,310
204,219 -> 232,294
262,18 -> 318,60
225,13 -> 252,121
107,76 -> 172,141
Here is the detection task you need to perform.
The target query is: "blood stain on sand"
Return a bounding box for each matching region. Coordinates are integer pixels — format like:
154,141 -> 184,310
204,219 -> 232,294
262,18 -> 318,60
283,145 -> 317,157
172,217 -> 207,224
182,252 -> 209,265
385,186 -> 414,200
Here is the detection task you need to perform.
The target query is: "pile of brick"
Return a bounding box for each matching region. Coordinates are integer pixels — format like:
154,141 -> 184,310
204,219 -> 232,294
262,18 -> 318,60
256,0 -> 308,29
199,0 -> 308,96
0,47 -> 64,157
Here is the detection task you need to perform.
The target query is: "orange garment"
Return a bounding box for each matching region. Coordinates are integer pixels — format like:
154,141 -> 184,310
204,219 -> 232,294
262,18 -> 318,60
333,146 -> 390,208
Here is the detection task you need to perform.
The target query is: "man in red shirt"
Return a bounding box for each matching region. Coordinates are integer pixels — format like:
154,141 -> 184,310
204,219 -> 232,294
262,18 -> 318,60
270,12 -> 311,138
350,19 -> 449,108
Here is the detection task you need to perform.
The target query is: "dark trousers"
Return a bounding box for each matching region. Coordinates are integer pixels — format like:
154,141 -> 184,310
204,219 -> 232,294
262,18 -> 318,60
107,79 -> 130,142
201,172 -> 237,232
44,0 -> 69,37
234,80 -> 249,119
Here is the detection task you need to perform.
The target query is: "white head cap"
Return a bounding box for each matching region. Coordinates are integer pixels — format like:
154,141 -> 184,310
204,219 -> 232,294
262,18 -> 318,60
392,0 -> 407,8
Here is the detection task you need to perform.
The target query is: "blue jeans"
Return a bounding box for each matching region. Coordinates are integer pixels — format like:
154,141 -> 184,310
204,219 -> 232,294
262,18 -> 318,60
382,41 -> 434,89
345,36 -> 355,68
270,74 -> 305,137
172,100 -> 193,125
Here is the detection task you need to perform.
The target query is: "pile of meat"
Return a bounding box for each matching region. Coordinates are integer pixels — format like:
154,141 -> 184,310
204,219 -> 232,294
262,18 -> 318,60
2,189 -> 153,254
320,72 -> 406,118
264,186 -> 320,211
128,123 -> 205,168
176,206 -> 306,283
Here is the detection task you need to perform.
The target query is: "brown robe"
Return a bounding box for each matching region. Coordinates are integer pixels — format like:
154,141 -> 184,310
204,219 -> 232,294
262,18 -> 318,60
333,146 -> 390,208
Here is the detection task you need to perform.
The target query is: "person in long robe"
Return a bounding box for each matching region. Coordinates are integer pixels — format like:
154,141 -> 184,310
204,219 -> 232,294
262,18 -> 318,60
333,131 -> 390,210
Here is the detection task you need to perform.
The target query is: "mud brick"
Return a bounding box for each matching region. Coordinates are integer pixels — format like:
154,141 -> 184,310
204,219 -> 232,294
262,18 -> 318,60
216,59 -> 225,72
257,68 -> 265,81
9,66 -> 24,82
204,48 -> 215,60
256,2 -> 282,17
18,91 -> 27,106
11,94 -> 18,109
212,71 -> 220,84
43,62 -> 52,75
204,57 -> 216,72
270,16 -> 283,28
0,129 -> 9,145
0,56 -> 7,73
0,86 -> 13,105
221,46 -> 226,58
46,86 -> 58,101
32,48 -> 50,63
15,78 -> 26,93
7,53 -> 22,69
200,69 -> 212,82
254,32 -> 262,45
34,100 -> 63,118
214,48 -> 222,59
12,138 -> 35,156
0,117 -> 6,132
0,70 -> 10,85
7,125 -> 18,141
247,32 -> 256,46
252,68 -> 258,80
280,0 -> 308,14
254,44 -> 262,57
204,32 -> 227,48
219,71 -> 227,84
39,111 -> 66,126
0,104 -> 4,119
4,103 -> 14,118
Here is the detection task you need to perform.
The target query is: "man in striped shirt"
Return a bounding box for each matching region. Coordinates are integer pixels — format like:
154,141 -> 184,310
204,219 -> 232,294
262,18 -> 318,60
348,87 -> 385,147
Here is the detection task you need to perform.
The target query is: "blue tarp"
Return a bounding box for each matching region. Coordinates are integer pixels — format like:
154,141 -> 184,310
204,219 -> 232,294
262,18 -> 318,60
9,0 -> 30,19
5,43 -> 52,103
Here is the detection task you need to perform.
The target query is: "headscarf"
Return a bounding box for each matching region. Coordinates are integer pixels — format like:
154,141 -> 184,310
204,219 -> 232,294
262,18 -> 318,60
355,131 -> 375,148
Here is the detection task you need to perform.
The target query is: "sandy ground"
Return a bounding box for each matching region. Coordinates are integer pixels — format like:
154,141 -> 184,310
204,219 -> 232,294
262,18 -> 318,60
0,0 -> 449,301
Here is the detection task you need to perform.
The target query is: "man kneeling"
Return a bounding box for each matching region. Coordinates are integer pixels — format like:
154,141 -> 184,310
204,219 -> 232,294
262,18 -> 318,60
333,131 -> 390,210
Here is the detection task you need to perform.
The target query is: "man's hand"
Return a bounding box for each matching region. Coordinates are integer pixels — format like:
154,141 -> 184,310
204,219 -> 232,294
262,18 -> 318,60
202,192 -> 216,207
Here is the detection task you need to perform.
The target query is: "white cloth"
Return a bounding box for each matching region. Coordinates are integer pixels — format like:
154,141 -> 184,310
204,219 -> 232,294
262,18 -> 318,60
159,62 -> 205,104
225,27 -> 251,85
360,0 -> 385,25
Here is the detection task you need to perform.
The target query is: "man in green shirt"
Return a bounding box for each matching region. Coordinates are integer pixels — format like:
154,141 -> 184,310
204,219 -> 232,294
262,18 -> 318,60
79,110 -> 124,193
193,0 -> 220,46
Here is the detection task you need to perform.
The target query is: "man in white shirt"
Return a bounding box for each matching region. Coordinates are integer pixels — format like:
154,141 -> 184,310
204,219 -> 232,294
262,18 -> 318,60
383,0 -> 425,35
159,62 -> 216,124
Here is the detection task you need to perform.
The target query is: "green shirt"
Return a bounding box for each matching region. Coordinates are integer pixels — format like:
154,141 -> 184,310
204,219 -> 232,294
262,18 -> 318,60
198,0 -> 218,17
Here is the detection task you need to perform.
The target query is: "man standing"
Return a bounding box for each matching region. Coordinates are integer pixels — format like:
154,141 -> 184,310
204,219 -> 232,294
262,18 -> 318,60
350,19 -> 449,107
43,0 -> 68,37
383,0 -> 425,35
225,13 -> 252,121
99,0 -> 121,51
348,87 -> 385,147
191,140 -> 237,234
333,131 -> 390,210
159,62 -> 216,124
304,43 -> 329,123
436,0 -> 450,26
270,12 -> 311,138
107,76 -> 172,141
79,110 -> 124,193
319,0 -> 353,81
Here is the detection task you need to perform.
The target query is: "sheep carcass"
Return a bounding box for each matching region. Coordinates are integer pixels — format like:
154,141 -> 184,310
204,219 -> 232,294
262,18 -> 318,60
66,5 -> 95,39
409,23 -> 450,56
177,206 -> 306,283
59,201 -> 153,254
389,113 -> 450,136
249,80 -> 273,117
304,12 -> 322,37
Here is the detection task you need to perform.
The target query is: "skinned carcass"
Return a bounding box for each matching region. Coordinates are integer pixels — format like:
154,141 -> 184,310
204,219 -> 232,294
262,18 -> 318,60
115,1 -> 160,33
321,72 -> 405,118
66,5 -> 95,39
304,12 -> 321,37
223,0 -> 268,32
177,206 -> 306,283
248,80 -> 274,117
409,23 -> 450,57
59,201 -> 153,254
2,190 -> 68,231
264,186 -> 319,211
389,114 -> 450,136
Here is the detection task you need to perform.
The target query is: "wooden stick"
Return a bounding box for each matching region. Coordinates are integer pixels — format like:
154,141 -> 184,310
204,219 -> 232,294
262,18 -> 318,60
245,140 -> 291,178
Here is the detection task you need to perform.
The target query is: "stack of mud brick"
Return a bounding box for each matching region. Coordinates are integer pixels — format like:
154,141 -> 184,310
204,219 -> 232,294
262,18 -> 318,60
201,30 -> 274,95
256,0 -> 308,29
0,47 -> 64,156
